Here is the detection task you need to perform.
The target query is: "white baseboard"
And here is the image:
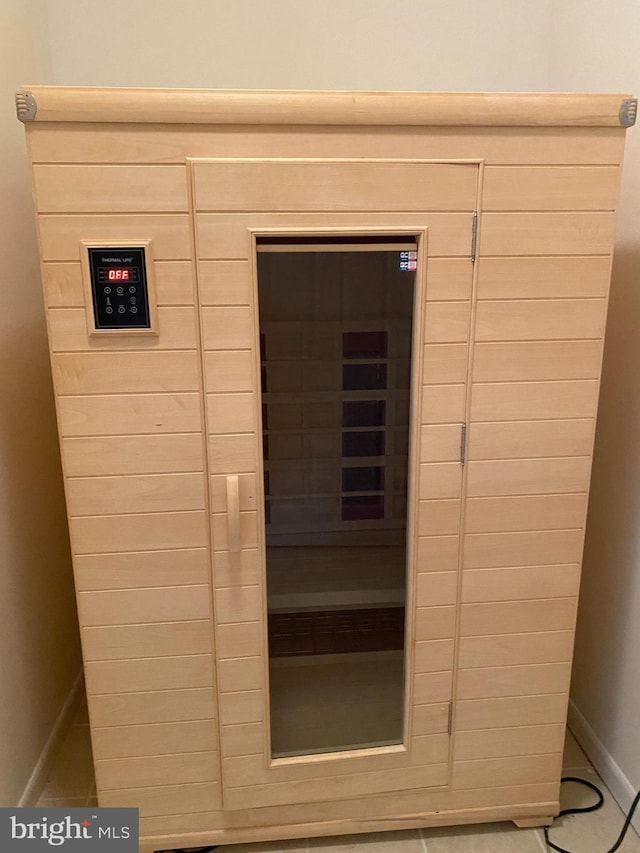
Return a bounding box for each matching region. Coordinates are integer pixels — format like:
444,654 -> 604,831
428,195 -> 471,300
568,698 -> 640,835
18,669 -> 84,807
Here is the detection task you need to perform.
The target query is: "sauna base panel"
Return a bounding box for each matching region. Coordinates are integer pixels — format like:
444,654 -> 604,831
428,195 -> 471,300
138,799 -> 559,852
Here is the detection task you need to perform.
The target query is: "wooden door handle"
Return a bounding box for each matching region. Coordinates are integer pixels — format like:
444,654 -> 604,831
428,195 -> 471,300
226,475 -> 241,553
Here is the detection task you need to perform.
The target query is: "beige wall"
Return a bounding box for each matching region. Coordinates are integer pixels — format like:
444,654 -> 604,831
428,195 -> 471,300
0,0 -> 81,806
550,0 -> 640,812
45,0 -> 555,91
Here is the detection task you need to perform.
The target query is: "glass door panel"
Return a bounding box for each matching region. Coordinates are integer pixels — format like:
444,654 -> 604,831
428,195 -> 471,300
257,238 -> 417,758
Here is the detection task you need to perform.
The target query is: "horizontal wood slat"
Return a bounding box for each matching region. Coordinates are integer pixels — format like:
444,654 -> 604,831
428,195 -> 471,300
194,161 -> 477,212
456,694 -> 568,730
217,657 -> 263,694
463,529 -> 585,568
198,260 -> 252,306
82,620 -> 212,662
415,639 -> 455,673
473,341 -> 604,382
421,384 -> 466,424
417,500 -> 461,536
426,258 -> 473,301
202,306 -> 254,350
28,124 -> 626,165
423,344 -> 468,384
74,548 -> 210,591
219,690 -> 263,727
57,392 -> 202,437
39,214 -> 191,261
468,419 -> 593,461
196,213 -> 474,259
48,306 -> 198,351
66,472 -> 206,516
220,722 -> 264,758
471,381 -> 600,422
459,630 -> 575,668
460,599 -> 576,636
207,394 -> 256,435
416,535 -> 459,572
455,724 -> 565,761
223,762 -> 449,810
480,212 -> 616,256
414,671 -> 453,704
425,302 -> 470,343
53,352 -> 200,395
92,719 -> 217,760
466,457 -> 592,498
419,463 -> 462,500
85,654 -> 214,695
33,165 -> 189,213
465,495 -> 587,534
482,166 -> 620,211
457,663 -> 572,700
462,565 -> 581,604
452,753 -> 561,790
415,606 -> 456,640
477,256 -> 612,300
78,585 -> 211,627
416,573 -> 458,607
63,434 -> 204,477
474,299 -> 607,342
208,434 -> 257,474
99,781 -> 221,817
138,811 -> 223,837
71,511 -> 208,554
205,351 -> 255,392
95,750 -> 218,791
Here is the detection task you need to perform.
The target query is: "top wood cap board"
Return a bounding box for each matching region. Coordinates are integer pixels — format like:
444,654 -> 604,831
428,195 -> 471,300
15,86 -> 637,127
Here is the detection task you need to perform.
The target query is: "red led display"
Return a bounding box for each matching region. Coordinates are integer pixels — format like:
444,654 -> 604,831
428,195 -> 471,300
108,269 -> 131,281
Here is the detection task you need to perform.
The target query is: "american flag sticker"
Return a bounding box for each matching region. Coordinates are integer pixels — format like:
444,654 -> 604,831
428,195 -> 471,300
399,250 -> 418,272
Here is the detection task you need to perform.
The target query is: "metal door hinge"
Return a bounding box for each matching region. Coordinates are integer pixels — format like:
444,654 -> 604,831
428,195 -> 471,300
460,423 -> 467,466
447,701 -> 453,735
619,98 -> 638,128
471,211 -> 478,262
16,90 -> 37,122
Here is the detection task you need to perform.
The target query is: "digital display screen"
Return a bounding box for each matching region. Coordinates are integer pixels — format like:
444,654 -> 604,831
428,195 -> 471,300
98,266 -> 140,284
108,268 -> 131,281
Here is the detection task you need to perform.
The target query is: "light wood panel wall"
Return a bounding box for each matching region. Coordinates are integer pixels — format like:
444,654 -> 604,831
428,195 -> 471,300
24,109 -> 626,851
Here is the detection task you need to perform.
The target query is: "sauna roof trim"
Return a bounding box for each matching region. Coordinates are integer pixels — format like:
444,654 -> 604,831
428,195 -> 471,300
16,86 -> 637,127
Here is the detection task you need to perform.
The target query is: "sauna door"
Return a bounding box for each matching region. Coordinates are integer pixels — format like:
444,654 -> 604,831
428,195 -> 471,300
192,159 -> 478,810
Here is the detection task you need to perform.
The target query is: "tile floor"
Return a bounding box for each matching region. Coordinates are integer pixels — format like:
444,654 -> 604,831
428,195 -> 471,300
36,690 -> 640,853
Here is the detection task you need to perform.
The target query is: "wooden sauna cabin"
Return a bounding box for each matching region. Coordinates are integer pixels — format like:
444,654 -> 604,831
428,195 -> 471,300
17,87 -> 636,851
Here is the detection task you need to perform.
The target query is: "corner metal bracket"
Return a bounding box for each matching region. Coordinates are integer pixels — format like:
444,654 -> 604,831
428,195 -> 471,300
619,98 -> 637,128
16,90 -> 37,122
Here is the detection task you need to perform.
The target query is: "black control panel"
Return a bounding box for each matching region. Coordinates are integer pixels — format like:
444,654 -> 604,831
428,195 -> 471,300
87,246 -> 151,330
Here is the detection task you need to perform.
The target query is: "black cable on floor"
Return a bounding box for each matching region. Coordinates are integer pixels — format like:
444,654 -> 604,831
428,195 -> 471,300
545,776 -> 640,853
